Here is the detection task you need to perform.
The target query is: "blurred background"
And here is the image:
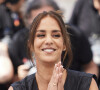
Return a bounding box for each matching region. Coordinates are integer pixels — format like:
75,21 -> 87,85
0,0 -> 100,89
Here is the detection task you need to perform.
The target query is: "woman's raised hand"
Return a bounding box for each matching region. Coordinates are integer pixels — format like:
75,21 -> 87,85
47,61 -> 64,90
57,62 -> 64,90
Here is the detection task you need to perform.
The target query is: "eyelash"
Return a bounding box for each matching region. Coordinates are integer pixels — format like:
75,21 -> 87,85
36,34 -> 61,38
37,35 -> 45,37
52,35 -> 60,37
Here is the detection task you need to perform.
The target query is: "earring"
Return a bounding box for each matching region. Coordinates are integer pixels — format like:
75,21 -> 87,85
63,49 -> 66,51
63,47 -> 66,51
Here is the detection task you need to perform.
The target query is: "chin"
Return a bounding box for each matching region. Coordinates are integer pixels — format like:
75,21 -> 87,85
41,56 -> 60,63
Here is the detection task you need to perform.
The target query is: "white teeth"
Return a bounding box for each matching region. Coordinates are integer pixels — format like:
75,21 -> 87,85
43,49 -> 54,52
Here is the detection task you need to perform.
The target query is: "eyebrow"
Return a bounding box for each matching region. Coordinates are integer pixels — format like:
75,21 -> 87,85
37,30 -> 45,32
52,30 -> 61,32
36,30 -> 61,32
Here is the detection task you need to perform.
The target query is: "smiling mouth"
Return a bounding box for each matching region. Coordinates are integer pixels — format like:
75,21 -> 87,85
42,48 -> 56,53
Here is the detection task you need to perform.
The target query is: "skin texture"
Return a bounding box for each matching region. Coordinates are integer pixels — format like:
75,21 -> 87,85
17,65 -> 30,80
89,78 -> 99,90
33,15 -> 65,63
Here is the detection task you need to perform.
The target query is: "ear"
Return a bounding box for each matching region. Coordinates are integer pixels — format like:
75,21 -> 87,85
63,45 -> 66,51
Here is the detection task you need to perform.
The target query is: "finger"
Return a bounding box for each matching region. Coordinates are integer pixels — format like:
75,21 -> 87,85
52,66 -> 59,87
49,64 -> 59,85
58,73 -> 62,82
18,65 -> 30,70
53,66 -> 59,84
59,66 -> 62,74
58,61 -> 61,68
59,65 -> 64,75
58,73 -> 64,90
56,61 -> 61,74
47,80 -> 58,90
48,66 -> 59,90
61,65 -> 64,72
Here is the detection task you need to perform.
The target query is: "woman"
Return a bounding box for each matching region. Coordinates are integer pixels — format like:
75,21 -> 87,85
8,11 -> 98,90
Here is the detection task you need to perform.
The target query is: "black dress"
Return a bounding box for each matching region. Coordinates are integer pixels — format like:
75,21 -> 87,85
11,69 -> 97,90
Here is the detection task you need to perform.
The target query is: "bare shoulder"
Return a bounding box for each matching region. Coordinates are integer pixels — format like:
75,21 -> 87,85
89,78 -> 98,90
8,86 -> 13,90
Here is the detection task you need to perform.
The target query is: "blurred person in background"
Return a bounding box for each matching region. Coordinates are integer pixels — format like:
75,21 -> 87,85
8,0 -> 99,81
0,0 -> 25,90
0,0 -> 5,4
0,42 -> 14,90
69,0 -> 100,87
0,0 -> 25,43
70,0 -> 100,38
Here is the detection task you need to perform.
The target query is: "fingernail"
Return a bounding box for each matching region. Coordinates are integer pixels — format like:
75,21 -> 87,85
56,67 -> 58,71
61,65 -> 63,68
55,64 -> 57,67
59,61 -> 61,64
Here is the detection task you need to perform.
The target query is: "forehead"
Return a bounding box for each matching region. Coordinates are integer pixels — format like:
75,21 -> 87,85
37,15 -> 61,31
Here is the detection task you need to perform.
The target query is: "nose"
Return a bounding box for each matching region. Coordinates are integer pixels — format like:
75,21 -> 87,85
45,35 -> 53,45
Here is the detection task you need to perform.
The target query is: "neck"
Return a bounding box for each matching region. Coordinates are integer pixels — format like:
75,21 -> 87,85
36,61 -> 55,82
35,60 -> 67,90
36,61 -> 55,90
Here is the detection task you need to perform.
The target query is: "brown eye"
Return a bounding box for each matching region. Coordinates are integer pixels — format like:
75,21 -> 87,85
53,34 -> 61,37
37,34 -> 45,37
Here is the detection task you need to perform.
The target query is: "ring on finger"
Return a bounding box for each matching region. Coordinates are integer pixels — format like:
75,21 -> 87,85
53,83 -> 56,86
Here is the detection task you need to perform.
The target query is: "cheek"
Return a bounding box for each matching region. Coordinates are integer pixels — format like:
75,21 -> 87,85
59,38 -> 64,47
56,39 -> 64,50
33,39 -> 42,50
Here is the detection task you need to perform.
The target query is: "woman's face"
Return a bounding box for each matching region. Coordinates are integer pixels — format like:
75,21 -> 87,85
33,15 -> 65,63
